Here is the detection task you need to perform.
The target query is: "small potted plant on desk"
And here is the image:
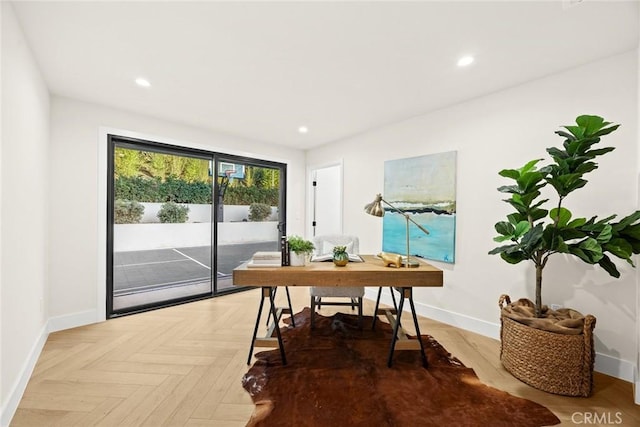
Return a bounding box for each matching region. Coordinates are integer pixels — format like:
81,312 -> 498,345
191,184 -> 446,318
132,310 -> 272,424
332,245 -> 349,266
489,115 -> 640,397
287,235 -> 314,266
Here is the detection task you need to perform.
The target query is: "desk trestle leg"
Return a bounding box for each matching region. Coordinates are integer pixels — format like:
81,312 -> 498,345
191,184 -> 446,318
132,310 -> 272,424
247,287 -> 288,365
372,287 -> 399,330
386,287 -> 428,368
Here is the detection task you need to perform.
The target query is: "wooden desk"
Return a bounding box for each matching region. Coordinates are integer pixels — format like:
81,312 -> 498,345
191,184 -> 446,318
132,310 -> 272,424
233,254 -> 443,366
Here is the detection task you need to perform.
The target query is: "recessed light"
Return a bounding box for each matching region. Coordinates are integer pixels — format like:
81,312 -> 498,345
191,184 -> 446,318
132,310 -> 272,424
135,77 -> 151,87
457,56 -> 474,67
298,126 -> 309,134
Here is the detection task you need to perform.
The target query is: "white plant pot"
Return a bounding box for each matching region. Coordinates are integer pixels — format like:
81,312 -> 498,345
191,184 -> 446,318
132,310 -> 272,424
290,252 -> 307,266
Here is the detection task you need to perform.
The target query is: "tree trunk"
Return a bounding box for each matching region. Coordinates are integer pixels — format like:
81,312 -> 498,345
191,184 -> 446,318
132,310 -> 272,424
535,264 -> 543,317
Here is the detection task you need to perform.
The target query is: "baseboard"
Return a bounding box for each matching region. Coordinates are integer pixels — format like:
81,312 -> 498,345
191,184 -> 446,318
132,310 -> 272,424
594,352 -> 635,382
48,309 -> 100,333
0,323 -> 48,427
364,288 -> 635,384
364,288 -> 500,340
634,366 -> 640,405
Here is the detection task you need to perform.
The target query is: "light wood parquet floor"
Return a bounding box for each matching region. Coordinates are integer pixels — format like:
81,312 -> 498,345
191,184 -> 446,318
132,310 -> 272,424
11,286 -> 640,426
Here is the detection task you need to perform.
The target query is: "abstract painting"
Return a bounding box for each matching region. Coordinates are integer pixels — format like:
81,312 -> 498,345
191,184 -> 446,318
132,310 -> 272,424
383,151 -> 457,263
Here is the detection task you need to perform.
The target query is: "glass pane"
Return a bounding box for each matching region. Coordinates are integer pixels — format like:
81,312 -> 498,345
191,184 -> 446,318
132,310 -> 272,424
112,146 -> 213,312
215,161 -> 283,293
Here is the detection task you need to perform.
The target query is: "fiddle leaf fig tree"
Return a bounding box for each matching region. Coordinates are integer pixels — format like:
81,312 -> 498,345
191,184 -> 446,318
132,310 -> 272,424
489,115 -> 640,317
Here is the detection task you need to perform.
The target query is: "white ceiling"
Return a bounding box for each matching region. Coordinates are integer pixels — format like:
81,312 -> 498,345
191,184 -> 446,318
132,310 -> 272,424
10,1 -> 639,150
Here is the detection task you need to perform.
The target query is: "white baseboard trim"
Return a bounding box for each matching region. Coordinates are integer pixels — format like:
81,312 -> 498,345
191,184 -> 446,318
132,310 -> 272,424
0,323 -> 48,427
364,288 -> 500,340
48,309 -> 100,333
594,352 -> 635,383
634,366 -> 640,405
364,288 -> 635,384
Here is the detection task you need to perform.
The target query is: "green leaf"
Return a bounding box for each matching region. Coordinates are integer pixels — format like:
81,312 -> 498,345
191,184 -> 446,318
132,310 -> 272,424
504,197 -> 525,210
517,172 -> 545,193
547,147 -> 568,160
494,221 -> 515,236
558,227 -> 586,241
592,124 -> 620,138
489,244 -> 516,255
580,215 -> 616,232
500,251 -> 527,264
514,221 -> 530,238
564,139 -> 584,156
612,211 -> 640,231
507,212 -> 526,225
554,236 -> 569,253
569,246 -> 589,263
576,237 -> 604,263
597,254 -> 621,278
550,207 -> 571,227
576,115 -> 606,136
529,208 -> 549,222
519,159 -> 543,174
554,130 -> 576,140
520,224 -> 544,252
493,235 -> 513,243
596,224 -> 613,243
519,192 -> 541,209
498,169 -> 520,180
580,237 -> 600,251
564,125 -> 585,139
603,238 -> 633,260
574,162 -> 598,174
587,147 -> 615,157
620,224 -> 640,241
567,217 -> 586,228
497,185 -> 521,194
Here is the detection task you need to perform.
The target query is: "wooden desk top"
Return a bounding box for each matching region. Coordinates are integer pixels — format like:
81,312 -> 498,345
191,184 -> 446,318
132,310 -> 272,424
233,255 -> 443,287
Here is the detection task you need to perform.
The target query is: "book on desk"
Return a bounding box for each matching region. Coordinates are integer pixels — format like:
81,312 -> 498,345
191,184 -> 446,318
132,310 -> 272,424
247,251 -> 282,268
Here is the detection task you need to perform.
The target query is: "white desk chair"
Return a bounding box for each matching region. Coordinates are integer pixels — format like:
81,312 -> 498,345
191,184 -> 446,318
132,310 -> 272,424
310,234 -> 364,328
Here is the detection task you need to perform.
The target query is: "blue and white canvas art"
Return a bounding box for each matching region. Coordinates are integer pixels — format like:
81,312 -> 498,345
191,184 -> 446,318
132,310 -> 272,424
383,151 -> 457,263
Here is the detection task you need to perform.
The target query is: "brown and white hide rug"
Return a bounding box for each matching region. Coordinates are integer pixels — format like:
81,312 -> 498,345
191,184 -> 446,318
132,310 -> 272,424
242,308 -> 560,427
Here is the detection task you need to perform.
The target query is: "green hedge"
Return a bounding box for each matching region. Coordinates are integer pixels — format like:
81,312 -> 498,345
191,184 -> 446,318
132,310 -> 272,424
115,176 -> 279,205
115,176 -> 210,204
223,187 -> 279,206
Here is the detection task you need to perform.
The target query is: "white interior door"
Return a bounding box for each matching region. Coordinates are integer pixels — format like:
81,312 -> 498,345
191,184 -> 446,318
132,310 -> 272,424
311,164 -> 342,237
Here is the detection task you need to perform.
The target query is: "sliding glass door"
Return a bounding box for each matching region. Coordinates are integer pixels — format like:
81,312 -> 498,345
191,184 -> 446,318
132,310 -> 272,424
108,138 -> 213,315
107,136 -> 286,317
214,156 -> 286,292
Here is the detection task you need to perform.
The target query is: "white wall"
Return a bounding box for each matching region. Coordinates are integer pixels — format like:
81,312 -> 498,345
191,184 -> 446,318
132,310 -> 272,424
307,51 -> 639,380
1,3 -> 51,425
49,97 -> 306,323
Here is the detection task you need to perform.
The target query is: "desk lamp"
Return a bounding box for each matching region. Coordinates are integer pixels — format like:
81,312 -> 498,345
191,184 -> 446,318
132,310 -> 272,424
364,193 -> 430,268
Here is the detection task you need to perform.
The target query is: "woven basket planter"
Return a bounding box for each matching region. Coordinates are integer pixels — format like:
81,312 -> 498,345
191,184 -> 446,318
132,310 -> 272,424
499,295 -> 596,397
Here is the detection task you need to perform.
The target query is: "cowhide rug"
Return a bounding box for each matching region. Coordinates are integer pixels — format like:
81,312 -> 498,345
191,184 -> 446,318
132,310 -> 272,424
242,308 -> 560,427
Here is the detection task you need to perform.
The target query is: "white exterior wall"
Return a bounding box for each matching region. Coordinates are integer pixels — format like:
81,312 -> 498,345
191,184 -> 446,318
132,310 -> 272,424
114,221 -> 279,251
306,51 -> 639,381
137,203 -> 277,224
1,3 -> 51,425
